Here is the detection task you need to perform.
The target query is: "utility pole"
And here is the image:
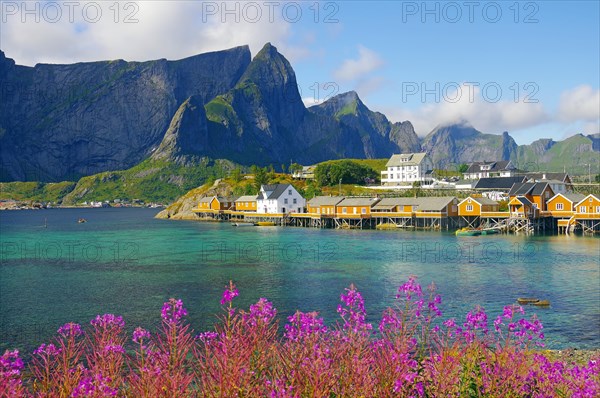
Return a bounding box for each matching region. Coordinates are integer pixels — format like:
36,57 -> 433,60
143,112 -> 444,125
339,178 -> 342,196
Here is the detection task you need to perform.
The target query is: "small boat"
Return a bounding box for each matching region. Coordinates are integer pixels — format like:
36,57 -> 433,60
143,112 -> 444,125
517,298 -> 540,305
78,218 -> 87,223
231,222 -> 255,227
481,229 -> 499,235
532,300 -> 550,307
256,221 -> 276,226
455,228 -> 481,236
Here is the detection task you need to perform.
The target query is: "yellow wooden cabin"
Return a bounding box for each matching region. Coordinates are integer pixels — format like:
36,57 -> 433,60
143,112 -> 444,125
546,193 -> 585,218
508,182 -> 554,212
335,198 -> 381,218
574,194 -> 600,219
234,195 -> 258,212
196,196 -> 235,212
508,196 -> 538,218
457,196 -> 500,217
306,196 -> 344,216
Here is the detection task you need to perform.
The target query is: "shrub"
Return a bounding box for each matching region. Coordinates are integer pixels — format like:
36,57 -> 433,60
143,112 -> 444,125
1,278 -> 598,397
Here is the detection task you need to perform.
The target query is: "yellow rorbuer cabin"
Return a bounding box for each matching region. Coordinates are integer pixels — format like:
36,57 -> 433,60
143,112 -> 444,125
508,182 -> 554,211
546,193 -> 586,217
234,195 -> 258,212
457,196 -> 500,217
306,196 -> 344,216
335,198 -> 381,218
574,194 -> 600,218
196,196 -> 235,212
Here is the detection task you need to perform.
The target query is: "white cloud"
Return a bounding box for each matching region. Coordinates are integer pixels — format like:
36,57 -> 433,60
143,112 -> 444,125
0,1 -> 309,65
383,83 -> 549,136
333,45 -> 383,81
302,97 -> 325,107
557,85 -> 600,122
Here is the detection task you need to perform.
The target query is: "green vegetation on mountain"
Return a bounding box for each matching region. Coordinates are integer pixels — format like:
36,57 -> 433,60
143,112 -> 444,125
314,159 -> 379,186
0,181 -> 76,203
61,158 -> 236,205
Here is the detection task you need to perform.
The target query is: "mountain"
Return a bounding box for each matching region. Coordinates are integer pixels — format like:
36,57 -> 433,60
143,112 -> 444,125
421,123 -> 518,168
200,43 -> 382,164
0,46 -> 251,181
308,91 -> 420,157
515,133 -> 599,174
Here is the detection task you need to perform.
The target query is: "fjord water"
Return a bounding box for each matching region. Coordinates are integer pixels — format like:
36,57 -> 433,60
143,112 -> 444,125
1,208 -> 598,354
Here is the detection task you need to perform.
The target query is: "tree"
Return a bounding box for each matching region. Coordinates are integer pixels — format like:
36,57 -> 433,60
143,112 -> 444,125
289,163 -> 303,176
458,164 -> 469,173
230,167 -> 243,183
281,164 -> 287,174
595,174 -> 600,183
314,160 -> 377,186
253,167 -> 268,191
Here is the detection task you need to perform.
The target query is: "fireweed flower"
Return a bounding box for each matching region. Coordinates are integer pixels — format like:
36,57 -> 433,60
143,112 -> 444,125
243,298 -> 277,326
0,350 -> 24,375
90,314 -> 125,329
337,284 -> 372,333
397,276 -> 423,300
72,372 -> 118,397
161,298 -> 188,324
195,331 -> 219,343
57,322 -> 83,337
284,311 -> 327,341
221,281 -> 239,305
132,327 -> 151,344
33,343 -> 61,357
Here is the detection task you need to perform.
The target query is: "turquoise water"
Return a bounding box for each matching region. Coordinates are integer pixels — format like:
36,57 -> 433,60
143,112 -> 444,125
1,208 -> 599,355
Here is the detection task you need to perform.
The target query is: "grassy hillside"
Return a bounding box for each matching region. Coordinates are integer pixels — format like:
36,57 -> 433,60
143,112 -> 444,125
61,158 -> 237,205
0,181 -> 76,203
516,134 -> 598,174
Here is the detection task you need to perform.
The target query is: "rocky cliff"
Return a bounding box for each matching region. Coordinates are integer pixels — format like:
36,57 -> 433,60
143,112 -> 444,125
0,47 -> 250,181
421,123 -> 518,167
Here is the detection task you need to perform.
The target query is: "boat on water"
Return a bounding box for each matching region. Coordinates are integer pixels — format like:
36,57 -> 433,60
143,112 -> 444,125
456,228 -> 500,236
517,297 -> 550,307
231,222 -> 256,227
256,221 -> 276,226
455,228 -> 481,236
78,218 -> 87,223
480,229 -> 499,235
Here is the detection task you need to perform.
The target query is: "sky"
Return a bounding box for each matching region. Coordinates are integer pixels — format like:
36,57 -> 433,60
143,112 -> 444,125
1,0 -> 599,144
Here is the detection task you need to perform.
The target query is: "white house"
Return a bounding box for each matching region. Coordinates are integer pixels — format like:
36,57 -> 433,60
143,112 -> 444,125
256,184 -> 306,214
381,152 -> 434,185
463,161 -> 515,180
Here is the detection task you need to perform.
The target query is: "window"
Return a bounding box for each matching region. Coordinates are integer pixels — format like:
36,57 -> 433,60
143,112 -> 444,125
361,207 -> 367,214
596,206 -> 600,213
284,198 -> 288,204
466,205 -> 473,212
580,206 -> 587,213
353,207 -> 357,214
288,189 -> 292,195
556,203 -> 564,210
342,207 -> 347,214
545,191 -> 549,198
293,198 -> 297,204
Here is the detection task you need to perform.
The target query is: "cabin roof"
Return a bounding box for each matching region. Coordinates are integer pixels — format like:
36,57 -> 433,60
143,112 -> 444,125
235,195 -> 258,202
337,197 -> 381,207
525,172 -> 571,183
416,196 -> 457,211
511,196 -> 533,207
473,176 -> 526,190
307,196 -> 345,206
548,192 -> 585,204
465,160 -> 513,173
461,196 -> 498,206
